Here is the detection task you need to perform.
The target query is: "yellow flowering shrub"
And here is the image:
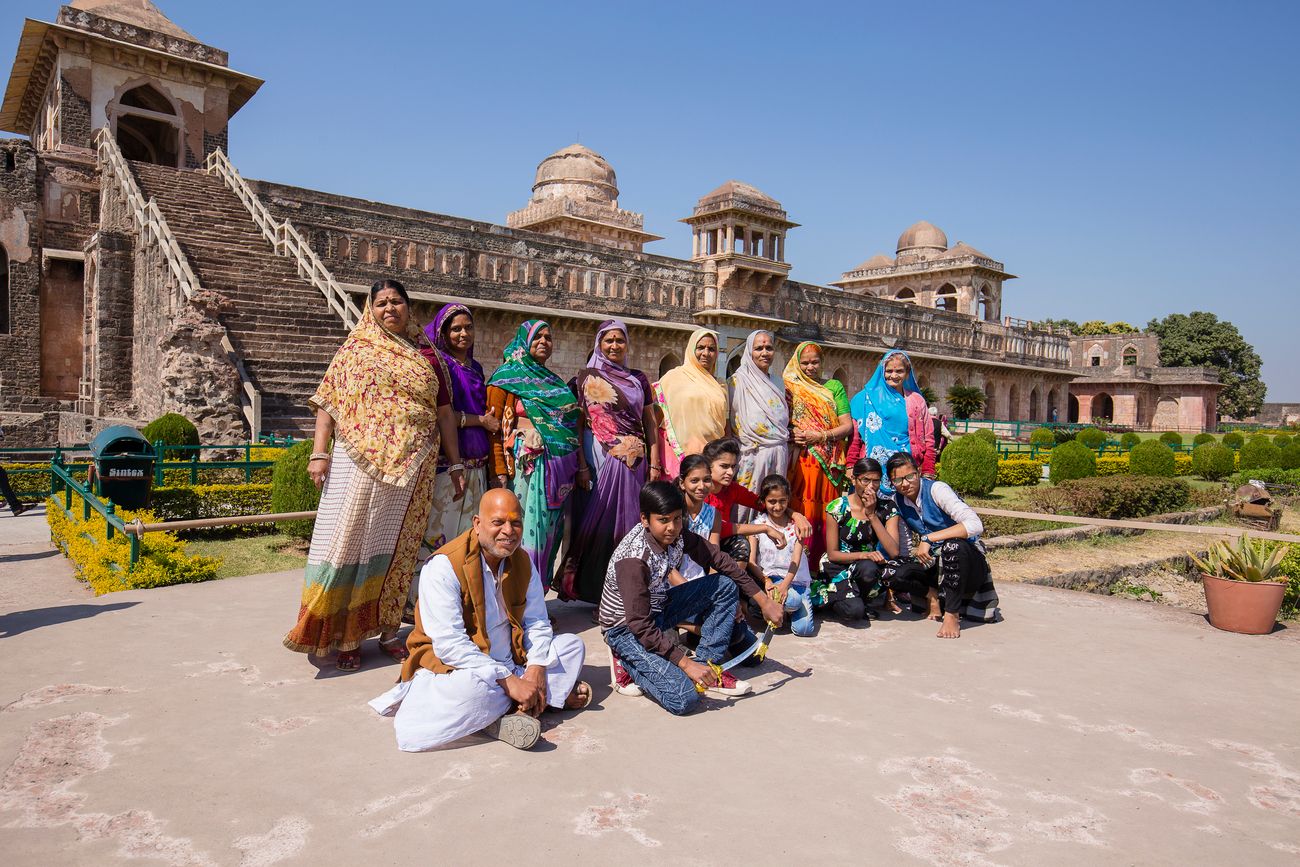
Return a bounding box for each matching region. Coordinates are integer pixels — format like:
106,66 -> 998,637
45,496 -> 221,595
1095,455 -> 1129,476
1174,453 -> 1193,476
997,459 -> 1043,486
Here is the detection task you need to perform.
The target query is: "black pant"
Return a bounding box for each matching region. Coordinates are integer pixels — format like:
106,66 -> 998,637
0,466 -> 23,513
888,540 -> 987,616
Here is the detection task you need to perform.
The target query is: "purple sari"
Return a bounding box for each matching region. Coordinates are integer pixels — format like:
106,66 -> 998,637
561,320 -> 652,603
424,304 -> 489,469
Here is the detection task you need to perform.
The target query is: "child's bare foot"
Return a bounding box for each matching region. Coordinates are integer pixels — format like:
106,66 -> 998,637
926,593 -> 943,622
936,612 -> 961,639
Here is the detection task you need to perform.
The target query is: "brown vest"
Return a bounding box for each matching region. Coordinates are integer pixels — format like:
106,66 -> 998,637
400,529 -> 532,681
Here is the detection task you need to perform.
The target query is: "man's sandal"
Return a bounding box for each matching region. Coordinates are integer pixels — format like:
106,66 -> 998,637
482,712 -> 541,750
336,650 -> 361,671
564,681 -> 594,710
378,637 -> 409,663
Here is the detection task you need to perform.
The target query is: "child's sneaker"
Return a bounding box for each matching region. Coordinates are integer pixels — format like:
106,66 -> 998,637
611,655 -> 643,697
707,671 -> 752,697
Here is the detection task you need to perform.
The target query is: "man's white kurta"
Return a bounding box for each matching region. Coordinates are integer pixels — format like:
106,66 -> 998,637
369,552 -> 585,751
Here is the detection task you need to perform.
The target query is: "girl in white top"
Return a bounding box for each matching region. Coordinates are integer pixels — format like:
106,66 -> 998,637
749,474 -> 815,636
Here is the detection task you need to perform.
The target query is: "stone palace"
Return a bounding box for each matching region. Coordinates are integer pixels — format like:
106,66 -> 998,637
0,1 -> 1221,446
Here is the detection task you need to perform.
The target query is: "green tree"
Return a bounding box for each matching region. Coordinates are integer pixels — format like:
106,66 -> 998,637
946,385 -> 986,420
1078,320 -> 1138,335
918,385 -> 939,407
1038,318 -> 1080,334
1146,312 -> 1265,419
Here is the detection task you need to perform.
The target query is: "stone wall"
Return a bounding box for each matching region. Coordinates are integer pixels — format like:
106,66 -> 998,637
0,140 -> 41,409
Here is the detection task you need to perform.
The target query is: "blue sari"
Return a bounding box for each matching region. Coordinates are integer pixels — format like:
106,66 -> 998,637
850,350 -> 921,494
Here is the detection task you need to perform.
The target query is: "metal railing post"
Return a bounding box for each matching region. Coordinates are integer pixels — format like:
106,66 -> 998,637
105,502 -> 115,540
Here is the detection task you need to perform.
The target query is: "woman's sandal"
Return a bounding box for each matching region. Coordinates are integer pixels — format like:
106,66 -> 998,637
336,650 -> 361,671
378,637 -> 409,663
564,681 -> 594,710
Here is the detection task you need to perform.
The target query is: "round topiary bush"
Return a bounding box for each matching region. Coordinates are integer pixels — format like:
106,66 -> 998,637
1273,433 -> 1293,450
1192,442 -> 1235,481
1050,441 -> 1097,485
141,412 -> 200,460
1076,427 -> 1107,450
1222,431 -> 1244,450
938,435 -> 999,496
1281,443 -> 1300,470
1128,440 -> 1176,477
968,427 -> 999,446
1029,427 -> 1055,447
271,441 -> 322,540
1119,432 -> 1141,450
1158,431 -> 1183,447
1192,432 -> 1215,447
1239,436 -> 1282,472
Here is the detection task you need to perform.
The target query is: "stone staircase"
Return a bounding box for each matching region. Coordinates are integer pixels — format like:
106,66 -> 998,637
130,161 -> 349,435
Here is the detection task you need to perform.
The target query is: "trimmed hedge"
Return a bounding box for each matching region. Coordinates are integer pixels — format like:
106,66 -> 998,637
1076,427 -> 1107,449
1096,455 -> 1129,476
142,413 -> 200,459
45,497 -> 220,594
1222,431 -> 1245,450
1,462 -> 90,498
1158,431 -> 1184,447
271,442 -> 321,539
1192,432 -> 1216,447
1050,441 -> 1096,484
1128,440 -> 1176,477
1232,468 -> 1300,487
938,435 -> 999,496
1239,437 -> 1283,472
1274,434 -> 1293,450
1027,474 -> 1192,520
1029,427 -> 1055,447
1119,432 -> 1141,450
967,428 -> 999,446
1192,443 -> 1235,481
150,483 -> 273,521
1281,443 -> 1300,470
997,459 -> 1043,486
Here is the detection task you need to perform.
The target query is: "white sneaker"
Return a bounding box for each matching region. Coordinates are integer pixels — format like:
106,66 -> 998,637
707,671 -> 752,697
612,655 -> 644,697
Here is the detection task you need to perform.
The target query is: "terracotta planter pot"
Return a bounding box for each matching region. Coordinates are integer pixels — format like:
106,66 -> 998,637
1201,573 -> 1286,635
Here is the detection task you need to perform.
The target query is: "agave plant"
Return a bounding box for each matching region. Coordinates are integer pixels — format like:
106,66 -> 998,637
1190,534 -> 1287,583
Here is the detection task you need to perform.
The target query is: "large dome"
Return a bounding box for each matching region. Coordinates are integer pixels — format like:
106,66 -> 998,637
896,220 -> 948,254
531,143 -> 618,204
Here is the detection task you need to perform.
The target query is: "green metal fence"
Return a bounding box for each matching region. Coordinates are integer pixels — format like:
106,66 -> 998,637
49,457 -> 140,567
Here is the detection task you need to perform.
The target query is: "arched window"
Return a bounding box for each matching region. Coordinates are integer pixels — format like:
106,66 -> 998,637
658,352 -> 681,379
0,243 -> 9,333
895,287 -> 915,303
935,283 -> 957,312
1088,342 -> 1103,367
112,83 -> 180,167
978,285 -> 996,321
1122,346 -> 1138,366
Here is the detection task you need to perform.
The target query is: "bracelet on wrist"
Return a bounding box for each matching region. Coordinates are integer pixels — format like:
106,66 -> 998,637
448,463 -> 465,473
309,452 -> 331,461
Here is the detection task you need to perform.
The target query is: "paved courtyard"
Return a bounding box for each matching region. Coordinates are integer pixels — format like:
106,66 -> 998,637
2,507 -> 1298,865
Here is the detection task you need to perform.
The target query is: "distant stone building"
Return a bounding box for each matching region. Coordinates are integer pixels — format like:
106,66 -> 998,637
1066,333 -> 1222,431
0,2 -> 1223,445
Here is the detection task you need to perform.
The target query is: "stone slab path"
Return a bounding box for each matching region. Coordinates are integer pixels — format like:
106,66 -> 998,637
3,507 -> 1299,865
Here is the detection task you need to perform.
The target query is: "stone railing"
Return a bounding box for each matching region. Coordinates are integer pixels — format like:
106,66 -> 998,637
839,252 -> 1008,281
203,148 -> 362,329
94,129 -> 261,435
506,197 -> 647,231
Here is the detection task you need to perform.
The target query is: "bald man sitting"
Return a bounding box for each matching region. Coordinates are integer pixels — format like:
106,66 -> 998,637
370,489 -> 590,751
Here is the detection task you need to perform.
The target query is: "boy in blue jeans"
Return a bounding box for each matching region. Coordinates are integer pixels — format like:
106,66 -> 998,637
600,482 -> 786,715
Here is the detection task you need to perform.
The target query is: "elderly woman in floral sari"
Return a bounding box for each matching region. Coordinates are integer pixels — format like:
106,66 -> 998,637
562,320 -> 660,604
783,341 -> 852,564
849,349 -> 935,496
728,330 -> 790,517
416,302 -> 497,565
485,320 -> 581,587
284,280 -> 465,671
653,329 -> 727,479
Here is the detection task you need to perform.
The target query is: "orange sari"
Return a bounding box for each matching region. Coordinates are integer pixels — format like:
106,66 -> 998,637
783,341 -> 848,565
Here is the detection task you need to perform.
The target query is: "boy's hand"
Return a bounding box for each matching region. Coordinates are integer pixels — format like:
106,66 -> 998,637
791,512 -> 812,539
764,525 -> 786,548
678,657 -> 718,688
757,593 -> 785,627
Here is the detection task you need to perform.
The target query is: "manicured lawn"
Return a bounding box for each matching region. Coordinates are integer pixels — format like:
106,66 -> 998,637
184,531 -> 307,579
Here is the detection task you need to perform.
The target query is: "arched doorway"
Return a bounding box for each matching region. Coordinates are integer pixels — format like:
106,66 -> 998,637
1029,387 -> 1041,421
1093,392 -> 1114,424
1008,383 -> 1021,419
895,287 -> 916,303
658,352 -> 680,378
984,382 -> 997,418
112,83 -> 180,167
1068,394 -> 1080,423
978,285 -> 996,321
935,283 -> 957,312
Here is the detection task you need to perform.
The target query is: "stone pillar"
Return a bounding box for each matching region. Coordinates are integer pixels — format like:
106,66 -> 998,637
692,231 -> 699,258
1076,394 -> 1094,424
725,224 -> 734,254
743,226 -> 752,255
88,231 -> 135,414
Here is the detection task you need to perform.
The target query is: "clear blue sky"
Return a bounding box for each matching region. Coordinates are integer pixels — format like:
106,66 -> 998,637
24,1 -> 1300,399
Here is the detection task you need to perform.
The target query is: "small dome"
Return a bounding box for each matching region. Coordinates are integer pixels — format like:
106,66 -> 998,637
696,179 -> 781,209
942,241 -> 990,259
68,0 -> 199,41
531,143 -> 618,204
896,220 -> 948,254
852,253 -> 895,271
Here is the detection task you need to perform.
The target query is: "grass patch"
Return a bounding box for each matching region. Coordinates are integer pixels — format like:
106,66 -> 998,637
183,531 -> 307,579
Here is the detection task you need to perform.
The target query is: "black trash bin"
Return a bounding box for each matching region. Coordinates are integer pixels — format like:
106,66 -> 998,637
89,425 -> 155,509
